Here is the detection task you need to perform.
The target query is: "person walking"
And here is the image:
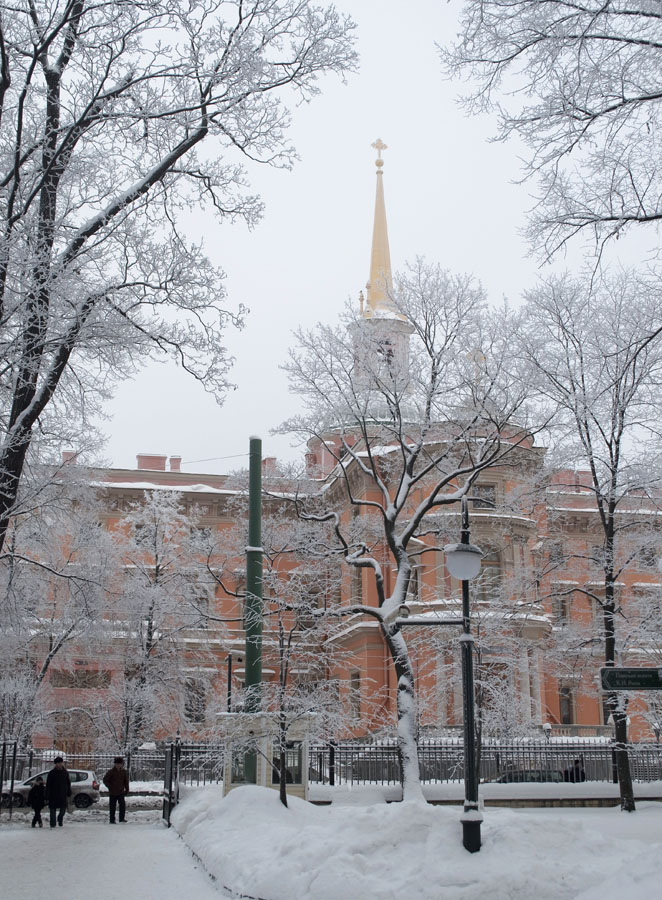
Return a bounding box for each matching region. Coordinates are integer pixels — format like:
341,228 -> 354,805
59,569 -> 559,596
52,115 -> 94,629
45,757 -> 71,828
103,756 -> 129,824
27,776 -> 46,828
570,758 -> 586,783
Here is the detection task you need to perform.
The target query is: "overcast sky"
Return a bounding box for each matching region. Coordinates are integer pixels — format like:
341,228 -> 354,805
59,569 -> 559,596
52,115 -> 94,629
98,1 -> 591,474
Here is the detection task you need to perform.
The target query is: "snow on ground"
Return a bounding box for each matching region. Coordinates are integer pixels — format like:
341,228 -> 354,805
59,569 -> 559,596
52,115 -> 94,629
0,808 -> 225,900
3,784 -> 662,899
310,779 -> 662,803
172,785 -> 662,900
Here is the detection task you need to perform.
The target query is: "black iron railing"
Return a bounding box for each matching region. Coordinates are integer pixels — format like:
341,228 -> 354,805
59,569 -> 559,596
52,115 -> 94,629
307,739 -> 662,786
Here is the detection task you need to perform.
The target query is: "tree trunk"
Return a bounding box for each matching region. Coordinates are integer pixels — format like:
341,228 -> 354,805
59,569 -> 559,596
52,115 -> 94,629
278,713 -> 288,808
613,706 -> 635,812
384,627 -> 424,803
604,568 -> 635,811
279,746 -> 288,808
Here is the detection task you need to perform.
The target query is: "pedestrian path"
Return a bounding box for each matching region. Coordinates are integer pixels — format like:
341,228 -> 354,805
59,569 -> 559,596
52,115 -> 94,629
0,812 -> 225,900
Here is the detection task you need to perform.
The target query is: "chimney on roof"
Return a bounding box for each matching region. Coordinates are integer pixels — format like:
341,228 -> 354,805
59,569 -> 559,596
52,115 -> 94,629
136,453 -> 167,471
169,456 -> 182,472
62,450 -> 78,464
262,457 -> 277,477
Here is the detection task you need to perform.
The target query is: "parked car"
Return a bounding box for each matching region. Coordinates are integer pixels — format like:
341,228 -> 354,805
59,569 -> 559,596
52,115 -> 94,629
492,768 -> 564,784
1,769 -> 100,809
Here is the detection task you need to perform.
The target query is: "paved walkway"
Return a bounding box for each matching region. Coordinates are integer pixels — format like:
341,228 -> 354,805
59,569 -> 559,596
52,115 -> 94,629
0,809 -> 226,900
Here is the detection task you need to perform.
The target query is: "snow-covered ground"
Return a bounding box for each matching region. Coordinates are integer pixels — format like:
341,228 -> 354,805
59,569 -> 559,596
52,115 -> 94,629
2,785 -> 662,899
172,785 -> 662,900
310,778 -> 662,803
0,809 -> 224,900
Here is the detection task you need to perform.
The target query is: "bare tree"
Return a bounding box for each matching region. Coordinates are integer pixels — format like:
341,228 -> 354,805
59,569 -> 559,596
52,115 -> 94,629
0,472 -> 120,745
518,266 -> 662,810
199,494 -> 364,806
442,1 -> 662,257
280,258 -> 543,800
99,489 -> 222,749
260,555 -> 347,807
0,0 -> 357,552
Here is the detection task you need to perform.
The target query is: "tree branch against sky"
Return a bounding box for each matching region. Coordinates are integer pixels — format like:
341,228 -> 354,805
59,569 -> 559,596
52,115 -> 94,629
0,0 -> 357,553
442,1 -> 662,258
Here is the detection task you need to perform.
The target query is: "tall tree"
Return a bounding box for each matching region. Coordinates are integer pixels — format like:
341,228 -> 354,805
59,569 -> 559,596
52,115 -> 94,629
442,1 -> 662,257
0,471 -> 119,745
199,494 -> 362,804
518,266 -> 662,810
280,259 -> 542,800
100,489 -> 221,749
0,0 -> 357,551
260,552 -> 348,807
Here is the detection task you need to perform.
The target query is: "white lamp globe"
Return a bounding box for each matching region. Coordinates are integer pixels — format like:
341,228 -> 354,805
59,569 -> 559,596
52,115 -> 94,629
444,542 -> 483,581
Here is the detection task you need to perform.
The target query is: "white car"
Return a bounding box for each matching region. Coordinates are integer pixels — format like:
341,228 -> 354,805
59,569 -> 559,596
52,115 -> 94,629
2,769 -> 101,809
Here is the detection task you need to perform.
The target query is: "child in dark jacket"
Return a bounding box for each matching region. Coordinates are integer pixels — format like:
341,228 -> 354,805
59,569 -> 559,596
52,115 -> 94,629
27,776 -> 46,828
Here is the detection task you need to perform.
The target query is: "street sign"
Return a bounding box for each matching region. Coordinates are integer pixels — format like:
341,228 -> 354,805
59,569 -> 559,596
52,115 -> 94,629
600,667 -> 662,691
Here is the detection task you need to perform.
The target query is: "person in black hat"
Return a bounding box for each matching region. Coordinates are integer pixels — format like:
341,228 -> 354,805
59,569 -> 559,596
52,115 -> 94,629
103,756 -> 130,824
27,776 -> 46,828
45,757 -> 71,828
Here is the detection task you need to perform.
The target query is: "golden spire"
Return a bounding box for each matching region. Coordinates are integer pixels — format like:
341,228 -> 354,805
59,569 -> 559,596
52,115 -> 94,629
364,138 -> 398,318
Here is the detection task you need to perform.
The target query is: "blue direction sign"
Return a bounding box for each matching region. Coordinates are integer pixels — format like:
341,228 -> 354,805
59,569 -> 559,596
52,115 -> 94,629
600,667 -> 662,691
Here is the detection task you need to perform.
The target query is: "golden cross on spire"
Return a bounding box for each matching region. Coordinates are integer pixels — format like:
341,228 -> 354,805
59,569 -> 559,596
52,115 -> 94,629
372,138 -> 387,161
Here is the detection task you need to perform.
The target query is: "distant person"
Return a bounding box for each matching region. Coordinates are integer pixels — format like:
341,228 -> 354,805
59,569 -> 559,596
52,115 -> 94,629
27,776 -> 45,828
45,757 -> 71,827
564,758 -> 586,783
103,756 -> 130,824
570,758 -> 586,783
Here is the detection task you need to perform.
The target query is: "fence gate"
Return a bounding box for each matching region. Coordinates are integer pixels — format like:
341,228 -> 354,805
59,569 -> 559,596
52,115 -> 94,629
0,741 -> 19,818
162,741 -> 181,827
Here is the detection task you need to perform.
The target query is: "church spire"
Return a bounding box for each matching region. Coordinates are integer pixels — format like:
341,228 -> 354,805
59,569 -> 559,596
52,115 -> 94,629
364,138 -> 398,318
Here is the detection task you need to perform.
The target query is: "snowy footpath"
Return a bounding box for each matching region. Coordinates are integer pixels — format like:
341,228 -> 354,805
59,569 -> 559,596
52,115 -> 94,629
4,789 -> 662,899
0,809 -> 224,900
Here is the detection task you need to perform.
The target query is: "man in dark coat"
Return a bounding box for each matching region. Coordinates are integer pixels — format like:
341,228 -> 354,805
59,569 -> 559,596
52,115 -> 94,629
103,756 -> 129,824
27,776 -> 45,828
45,757 -> 71,827
570,758 -> 586,783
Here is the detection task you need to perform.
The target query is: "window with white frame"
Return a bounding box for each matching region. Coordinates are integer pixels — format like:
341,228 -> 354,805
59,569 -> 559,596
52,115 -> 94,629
349,670 -> 361,722
559,684 -> 575,725
472,483 -> 496,509
475,547 -> 502,604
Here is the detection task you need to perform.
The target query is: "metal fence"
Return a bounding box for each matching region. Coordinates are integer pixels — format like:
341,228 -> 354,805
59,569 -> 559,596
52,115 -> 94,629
162,741 -> 226,826
5,738 -> 662,801
1,744 -> 225,789
308,740 -> 662,786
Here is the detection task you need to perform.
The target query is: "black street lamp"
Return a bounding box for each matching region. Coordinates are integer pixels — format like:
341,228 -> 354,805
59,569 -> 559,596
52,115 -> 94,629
445,494 -> 483,853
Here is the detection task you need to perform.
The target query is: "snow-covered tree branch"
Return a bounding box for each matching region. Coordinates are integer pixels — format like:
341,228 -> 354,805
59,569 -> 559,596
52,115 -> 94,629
0,0 -> 357,551
442,1 -> 662,257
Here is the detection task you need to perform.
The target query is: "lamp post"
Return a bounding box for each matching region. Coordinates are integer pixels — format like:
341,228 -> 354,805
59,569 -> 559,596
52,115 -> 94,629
445,494 -> 483,854
244,435 -> 263,784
